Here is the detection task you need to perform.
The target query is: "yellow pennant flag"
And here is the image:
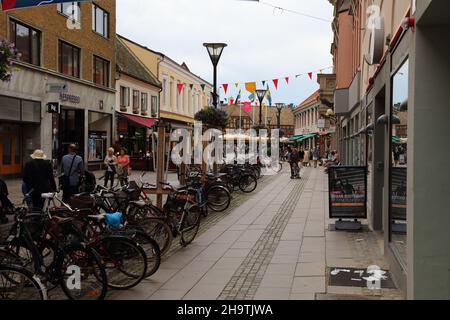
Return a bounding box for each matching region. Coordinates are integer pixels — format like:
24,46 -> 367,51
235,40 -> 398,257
245,82 -> 256,93
262,102 -> 266,110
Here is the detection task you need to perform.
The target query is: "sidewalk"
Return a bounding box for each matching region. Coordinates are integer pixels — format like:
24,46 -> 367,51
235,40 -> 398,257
110,167 -> 404,300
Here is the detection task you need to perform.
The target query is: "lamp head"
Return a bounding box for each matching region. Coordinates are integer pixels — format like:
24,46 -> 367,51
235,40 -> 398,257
255,89 -> 267,103
203,43 -> 227,66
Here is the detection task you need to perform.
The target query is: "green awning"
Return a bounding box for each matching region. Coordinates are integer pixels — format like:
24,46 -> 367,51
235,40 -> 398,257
296,133 -> 318,143
289,135 -> 304,142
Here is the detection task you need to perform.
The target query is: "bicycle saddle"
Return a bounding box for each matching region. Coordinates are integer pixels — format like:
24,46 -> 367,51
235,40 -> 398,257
41,193 -> 56,199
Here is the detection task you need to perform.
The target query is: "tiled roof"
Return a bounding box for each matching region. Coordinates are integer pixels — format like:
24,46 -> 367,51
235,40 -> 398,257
116,36 -> 161,88
298,90 -> 320,108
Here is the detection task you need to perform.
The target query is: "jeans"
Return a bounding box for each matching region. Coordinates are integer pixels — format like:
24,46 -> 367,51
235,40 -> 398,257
290,163 -> 300,177
104,171 -> 115,188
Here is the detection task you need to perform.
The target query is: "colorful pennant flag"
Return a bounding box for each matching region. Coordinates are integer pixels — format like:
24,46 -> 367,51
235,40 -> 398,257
243,102 -> 252,113
177,83 -> 184,95
248,92 -> 255,103
285,77 -> 289,84
189,84 -> 194,90
295,74 -> 301,78
235,89 -> 241,103
235,83 -> 239,88
245,82 -> 256,93
222,84 -> 228,94
229,98 -> 235,106
272,79 -> 279,90
308,72 -> 313,80
262,80 -> 266,87
265,85 -> 272,106
200,84 -> 206,92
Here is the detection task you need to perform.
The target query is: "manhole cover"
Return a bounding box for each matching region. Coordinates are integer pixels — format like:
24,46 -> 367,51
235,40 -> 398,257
328,267 -> 396,289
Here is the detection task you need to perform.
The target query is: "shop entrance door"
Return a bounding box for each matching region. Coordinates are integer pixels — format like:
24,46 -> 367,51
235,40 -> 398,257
0,131 -> 21,176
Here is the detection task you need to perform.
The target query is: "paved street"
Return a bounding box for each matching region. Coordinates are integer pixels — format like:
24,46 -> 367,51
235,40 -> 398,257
109,167 -> 404,300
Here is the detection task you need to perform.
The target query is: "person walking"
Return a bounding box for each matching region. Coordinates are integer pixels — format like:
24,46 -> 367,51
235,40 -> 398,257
298,147 -> 305,172
22,150 -> 57,210
61,144 -> 84,203
303,149 -> 310,167
117,148 -> 131,186
289,147 -> 300,179
104,147 -> 117,189
312,148 -> 320,168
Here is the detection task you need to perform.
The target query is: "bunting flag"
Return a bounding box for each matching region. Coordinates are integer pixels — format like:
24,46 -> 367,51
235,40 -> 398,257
272,79 -> 279,90
265,85 -> 272,106
262,80 -> 266,87
245,82 -> 256,93
1,0 -> 90,11
234,83 -> 239,88
235,89 -> 241,103
295,74 -> 301,78
308,72 -> 313,80
229,98 -> 235,106
285,77 -> 289,84
222,84 -> 228,94
189,84 -> 194,91
248,92 -> 255,103
262,102 -> 266,110
200,84 -> 206,92
243,102 -> 252,113
177,83 -> 184,95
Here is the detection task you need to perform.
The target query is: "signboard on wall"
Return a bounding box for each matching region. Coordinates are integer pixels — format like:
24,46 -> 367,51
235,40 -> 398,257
328,166 -> 368,219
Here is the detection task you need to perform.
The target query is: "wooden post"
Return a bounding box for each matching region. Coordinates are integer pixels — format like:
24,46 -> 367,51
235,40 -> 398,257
156,122 -> 166,209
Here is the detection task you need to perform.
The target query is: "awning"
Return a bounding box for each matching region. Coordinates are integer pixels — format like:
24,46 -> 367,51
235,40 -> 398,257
296,133 -> 318,143
289,135 -> 304,142
118,112 -> 157,128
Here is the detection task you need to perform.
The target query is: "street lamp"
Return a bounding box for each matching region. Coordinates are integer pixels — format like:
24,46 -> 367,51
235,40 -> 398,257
203,43 -> 227,108
275,103 -> 285,129
255,89 -> 267,127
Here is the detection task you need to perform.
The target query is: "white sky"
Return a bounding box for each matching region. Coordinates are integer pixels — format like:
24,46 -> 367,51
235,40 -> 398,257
117,0 -> 334,106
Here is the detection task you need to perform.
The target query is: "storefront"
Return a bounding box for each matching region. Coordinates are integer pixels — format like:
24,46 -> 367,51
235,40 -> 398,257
117,112 -> 157,171
0,96 -> 41,177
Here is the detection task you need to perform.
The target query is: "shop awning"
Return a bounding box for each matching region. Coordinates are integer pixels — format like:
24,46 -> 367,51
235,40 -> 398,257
296,133 -> 319,143
289,135 -> 304,142
118,112 -> 157,129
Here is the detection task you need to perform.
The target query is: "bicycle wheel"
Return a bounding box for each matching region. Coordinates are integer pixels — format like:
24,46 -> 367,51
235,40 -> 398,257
95,236 -> 147,290
239,175 -> 258,193
127,229 -> 161,278
207,186 -> 231,212
58,244 -> 108,300
139,218 -> 173,256
180,205 -> 201,246
0,264 -> 47,300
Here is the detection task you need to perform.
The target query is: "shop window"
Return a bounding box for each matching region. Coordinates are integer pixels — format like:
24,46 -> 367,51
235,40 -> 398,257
132,90 -> 140,114
21,100 -> 41,123
151,96 -> 158,117
120,86 -> 130,111
93,55 -> 110,87
9,19 -> 41,66
59,40 -> 80,78
141,93 -> 148,115
0,96 -> 20,121
390,59 -> 409,267
92,4 -> 109,38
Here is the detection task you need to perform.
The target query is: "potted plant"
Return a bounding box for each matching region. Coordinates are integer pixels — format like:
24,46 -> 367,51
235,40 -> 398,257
0,38 -> 20,82
194,107 -> 229,130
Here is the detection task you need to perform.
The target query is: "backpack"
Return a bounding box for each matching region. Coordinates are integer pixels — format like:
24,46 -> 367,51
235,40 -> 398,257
80,171 -> 96,193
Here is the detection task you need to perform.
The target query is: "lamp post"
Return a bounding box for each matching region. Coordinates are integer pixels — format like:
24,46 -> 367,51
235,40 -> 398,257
275,103 -> 285,129
255,89 -> 267,127
203,43 -> 227,108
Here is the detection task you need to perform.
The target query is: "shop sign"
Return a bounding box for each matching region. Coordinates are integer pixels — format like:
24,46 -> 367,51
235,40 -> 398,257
46,83 -> 68,93
328,166 -> 368,219
47,102 -> 60,114
60,93 -> 80,104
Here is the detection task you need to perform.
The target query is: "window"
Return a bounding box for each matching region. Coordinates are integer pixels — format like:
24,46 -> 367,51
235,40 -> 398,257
92,4 -> 109,38
120,86 -> 130,110
162,78 -> 167,107
151,96 -> 158,116
93,55 -> 110,87
9,19 -> 40,66
59,40 -> 80,78
57,2 -> 80,23
132,90 -> 140,113
141,93 -> 148,114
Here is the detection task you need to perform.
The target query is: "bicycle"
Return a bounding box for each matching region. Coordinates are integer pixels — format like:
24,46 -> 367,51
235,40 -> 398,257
0,263 -> 47,300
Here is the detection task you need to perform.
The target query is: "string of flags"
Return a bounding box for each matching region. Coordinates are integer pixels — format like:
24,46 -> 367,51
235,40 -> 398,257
220,66 -> 332,96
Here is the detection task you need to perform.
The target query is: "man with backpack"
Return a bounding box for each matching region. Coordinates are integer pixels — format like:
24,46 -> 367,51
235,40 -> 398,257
60,144 -> 84,203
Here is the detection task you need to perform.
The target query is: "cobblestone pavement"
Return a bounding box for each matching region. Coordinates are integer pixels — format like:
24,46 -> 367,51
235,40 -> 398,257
110,166 -> 404,300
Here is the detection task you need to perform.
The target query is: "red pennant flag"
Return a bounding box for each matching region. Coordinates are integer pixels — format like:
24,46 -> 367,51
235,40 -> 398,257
177,83 -> 183,95
222,84 -> 228,94
308,72 -> 313,80
243,102 -> 252,113
285,77 -> 289,84
229,98 -> 234,106
272,79 -> 279,90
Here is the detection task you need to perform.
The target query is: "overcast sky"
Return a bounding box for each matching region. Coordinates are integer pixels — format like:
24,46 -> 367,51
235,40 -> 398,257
117,0 -> 334,106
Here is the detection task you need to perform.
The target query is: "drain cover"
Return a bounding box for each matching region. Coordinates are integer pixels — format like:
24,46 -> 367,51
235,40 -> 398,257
328,267 -> 396,289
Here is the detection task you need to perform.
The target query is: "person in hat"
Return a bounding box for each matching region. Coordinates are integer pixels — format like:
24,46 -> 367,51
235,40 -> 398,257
22,150 -> 57,210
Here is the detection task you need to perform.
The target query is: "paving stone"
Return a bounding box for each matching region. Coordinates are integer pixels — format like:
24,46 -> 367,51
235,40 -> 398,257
295,262 -> 326,277
291,276 -> 326,294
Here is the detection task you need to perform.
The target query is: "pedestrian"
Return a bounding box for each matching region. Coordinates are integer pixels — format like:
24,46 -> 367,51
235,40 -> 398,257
298,147 -> 305,172
312,148 -> 320,168
289,147 -> 300,179
60,144 -> 84,203
117,148 -> 131,186
303,149 -> 310,167
104,147 -> 117,188
22,150 -> 57,210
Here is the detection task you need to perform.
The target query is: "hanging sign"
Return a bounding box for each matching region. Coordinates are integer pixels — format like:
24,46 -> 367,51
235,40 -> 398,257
328,166 -> 368,219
